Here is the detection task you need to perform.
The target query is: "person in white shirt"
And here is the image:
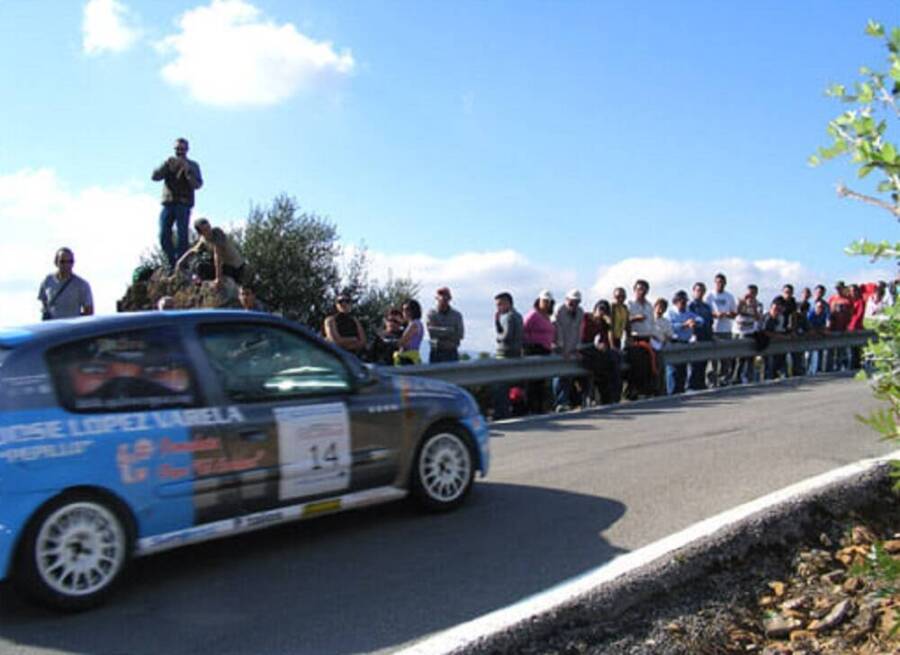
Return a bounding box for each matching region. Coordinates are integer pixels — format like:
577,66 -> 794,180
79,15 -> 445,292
625,279 -> 657,399
627,279 -> 655,338
865,283 -> 889,321
651,298 -> 674,349
705,272 -> 738,385
733,284 -> 764,383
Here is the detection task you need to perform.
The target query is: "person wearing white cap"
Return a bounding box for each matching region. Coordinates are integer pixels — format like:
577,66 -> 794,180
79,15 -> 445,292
552,288 -> 585,411
522,289 -> 556,413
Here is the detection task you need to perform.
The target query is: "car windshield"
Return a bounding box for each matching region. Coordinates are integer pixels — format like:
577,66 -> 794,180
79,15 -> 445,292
0,347 -> 11,367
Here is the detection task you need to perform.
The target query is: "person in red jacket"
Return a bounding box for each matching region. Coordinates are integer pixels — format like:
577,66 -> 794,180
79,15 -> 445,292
847,284 -> 867,370
827,282 -> 852,371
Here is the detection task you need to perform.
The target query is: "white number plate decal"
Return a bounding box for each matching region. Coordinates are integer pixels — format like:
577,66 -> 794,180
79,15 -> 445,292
274,403 -> 351,500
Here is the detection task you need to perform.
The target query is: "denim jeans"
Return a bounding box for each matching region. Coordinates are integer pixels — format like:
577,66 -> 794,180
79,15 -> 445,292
159,203 -> 192,268
553,376 -> 580,408
666,363 -> 688,394
807,350 -> 824,375
688,359 -> 708,390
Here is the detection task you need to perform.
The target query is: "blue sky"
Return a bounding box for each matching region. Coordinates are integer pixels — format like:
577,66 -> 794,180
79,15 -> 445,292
1,0 -> 898,350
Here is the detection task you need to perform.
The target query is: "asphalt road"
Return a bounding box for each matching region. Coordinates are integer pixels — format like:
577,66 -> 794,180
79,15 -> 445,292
0,374 -> 895,655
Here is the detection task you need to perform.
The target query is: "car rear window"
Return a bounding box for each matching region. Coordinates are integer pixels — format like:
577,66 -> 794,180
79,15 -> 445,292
46,327 -> 200,412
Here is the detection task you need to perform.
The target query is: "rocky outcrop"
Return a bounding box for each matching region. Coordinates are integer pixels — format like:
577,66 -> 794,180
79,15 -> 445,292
118,268 -> 241,312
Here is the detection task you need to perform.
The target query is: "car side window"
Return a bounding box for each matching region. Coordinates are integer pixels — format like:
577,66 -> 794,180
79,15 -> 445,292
46,327 -> 198,412
197,323 -> 351,402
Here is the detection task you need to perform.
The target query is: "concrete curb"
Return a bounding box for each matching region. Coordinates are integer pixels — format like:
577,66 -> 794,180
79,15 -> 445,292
396,448 -> 900,655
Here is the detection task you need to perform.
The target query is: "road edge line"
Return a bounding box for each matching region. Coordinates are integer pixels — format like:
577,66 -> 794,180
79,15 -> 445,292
395,448 -> 900,655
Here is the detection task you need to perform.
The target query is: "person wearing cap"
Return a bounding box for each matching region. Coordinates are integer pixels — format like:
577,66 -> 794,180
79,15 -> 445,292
552,289 -> 585,411
426,287 -> 465,363
523,290 -> 556,413
323,292 -> 367,357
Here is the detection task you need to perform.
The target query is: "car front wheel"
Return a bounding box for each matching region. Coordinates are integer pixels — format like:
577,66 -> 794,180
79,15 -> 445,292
15,493 -> 131,611
412,425 -> 475,512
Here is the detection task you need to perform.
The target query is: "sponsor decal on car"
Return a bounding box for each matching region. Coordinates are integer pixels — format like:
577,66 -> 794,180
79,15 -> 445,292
274,403 -> 352,500
0,406 -> 245,446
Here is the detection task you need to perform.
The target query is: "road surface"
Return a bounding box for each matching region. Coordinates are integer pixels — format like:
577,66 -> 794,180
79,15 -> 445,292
0,374 -> 894,655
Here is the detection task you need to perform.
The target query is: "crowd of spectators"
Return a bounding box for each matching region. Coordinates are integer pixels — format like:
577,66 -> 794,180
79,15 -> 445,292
480,274 -> 893,418
33,138 -> 894,422
37,230 -> 892,422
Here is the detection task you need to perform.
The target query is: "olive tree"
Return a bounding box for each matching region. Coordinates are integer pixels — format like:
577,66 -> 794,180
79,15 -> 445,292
235,195 -> 419,339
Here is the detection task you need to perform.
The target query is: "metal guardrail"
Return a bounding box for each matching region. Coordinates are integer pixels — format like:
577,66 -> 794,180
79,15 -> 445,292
388,354 -> 586,386
656,330 -> 876,367
381,331 -> 877,387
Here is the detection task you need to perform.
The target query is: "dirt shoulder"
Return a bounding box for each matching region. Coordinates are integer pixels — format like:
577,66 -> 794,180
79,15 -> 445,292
469,467 -> 899,655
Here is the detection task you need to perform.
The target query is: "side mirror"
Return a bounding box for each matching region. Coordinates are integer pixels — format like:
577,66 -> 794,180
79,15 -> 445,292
353,362 -> 379,389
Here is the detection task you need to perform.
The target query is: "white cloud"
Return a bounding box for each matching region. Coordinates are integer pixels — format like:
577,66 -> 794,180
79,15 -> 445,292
359,248 -> 578,355
0,168 -> 159,326
591,256 -> 894,306
157,0 -> 355,107
356,251 -> 896,354
82,0 -> 140,55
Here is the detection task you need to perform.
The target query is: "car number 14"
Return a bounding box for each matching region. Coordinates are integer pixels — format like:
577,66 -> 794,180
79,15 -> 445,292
273,403 -> 351,500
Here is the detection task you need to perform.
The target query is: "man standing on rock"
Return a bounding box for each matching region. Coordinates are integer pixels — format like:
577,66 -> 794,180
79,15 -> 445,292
152,137 -> 203,270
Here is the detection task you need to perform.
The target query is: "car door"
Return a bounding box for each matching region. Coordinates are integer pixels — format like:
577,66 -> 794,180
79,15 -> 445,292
194,321 -> 405,515
44,325 -> 243,528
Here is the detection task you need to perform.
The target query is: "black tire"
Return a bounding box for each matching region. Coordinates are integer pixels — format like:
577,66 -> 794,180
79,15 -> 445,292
411,424 -> 476,512
13,491 -> 132,611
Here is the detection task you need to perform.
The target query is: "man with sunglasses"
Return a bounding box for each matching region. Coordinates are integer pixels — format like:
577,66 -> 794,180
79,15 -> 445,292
323,292 -> 367,357
152,137 -> 203,270
37,247 -> 93,320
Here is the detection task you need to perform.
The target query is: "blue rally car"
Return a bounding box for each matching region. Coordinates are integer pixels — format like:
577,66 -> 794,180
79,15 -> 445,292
0,311 -> 489,610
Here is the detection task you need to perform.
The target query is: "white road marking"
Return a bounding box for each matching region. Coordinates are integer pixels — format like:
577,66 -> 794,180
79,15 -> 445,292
396,448 -> 900,655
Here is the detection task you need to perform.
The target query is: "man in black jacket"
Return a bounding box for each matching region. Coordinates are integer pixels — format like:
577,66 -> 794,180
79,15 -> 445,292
152,138 -> 203,269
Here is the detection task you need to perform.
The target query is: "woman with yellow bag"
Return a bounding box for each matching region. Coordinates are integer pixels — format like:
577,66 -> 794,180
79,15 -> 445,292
393,300 -> 424,366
